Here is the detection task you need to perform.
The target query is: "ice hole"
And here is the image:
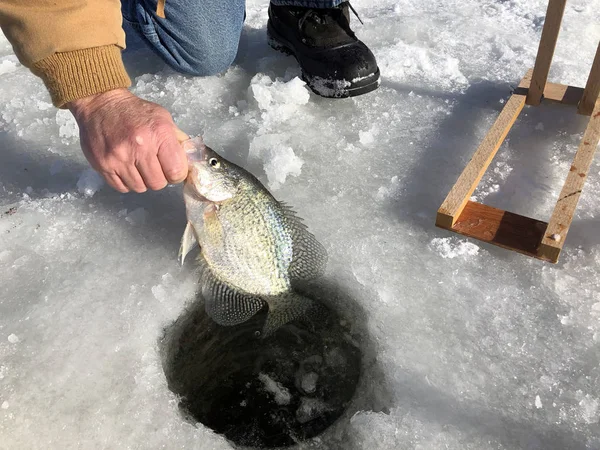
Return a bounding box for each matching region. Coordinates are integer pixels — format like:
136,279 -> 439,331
160,282 -> 363,448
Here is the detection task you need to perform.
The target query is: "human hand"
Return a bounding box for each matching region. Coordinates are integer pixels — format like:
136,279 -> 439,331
67,88 -> 189,193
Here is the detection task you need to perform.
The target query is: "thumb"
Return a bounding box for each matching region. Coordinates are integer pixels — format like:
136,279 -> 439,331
158,128 -> 189,184
174,126 -> 190,144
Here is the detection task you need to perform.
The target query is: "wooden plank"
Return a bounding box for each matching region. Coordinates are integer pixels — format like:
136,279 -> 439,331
543,83 -> 585,105
578,42 -> 600,116
436,88 -> 526,228
538,97 -> 600,262
526,0 -> 567,106
439,201 -> 550,260
516,70 -> 584,105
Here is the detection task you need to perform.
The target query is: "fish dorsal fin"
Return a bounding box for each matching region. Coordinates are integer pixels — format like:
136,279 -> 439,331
199,259 -> 266,326
179,221 -> 198,265
279,202 -> 328,281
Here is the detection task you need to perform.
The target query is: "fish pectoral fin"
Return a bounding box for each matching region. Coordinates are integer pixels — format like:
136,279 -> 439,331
201,267 -> 265,326
179,221 -> 198,265
261,292 -> 314,337
279,202 -> 328,281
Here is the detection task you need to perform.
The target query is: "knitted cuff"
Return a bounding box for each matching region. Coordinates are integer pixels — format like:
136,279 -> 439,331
31,45 -> 131,108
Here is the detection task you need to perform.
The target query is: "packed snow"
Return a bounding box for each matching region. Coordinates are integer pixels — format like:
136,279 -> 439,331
2,0 -> 600,449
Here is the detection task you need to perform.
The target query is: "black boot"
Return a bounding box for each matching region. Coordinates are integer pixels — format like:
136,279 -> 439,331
267,2 -> 380,98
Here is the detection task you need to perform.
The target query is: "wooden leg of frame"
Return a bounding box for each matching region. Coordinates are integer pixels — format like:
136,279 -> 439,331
436,74 -> 530,228
578,42 -> 600,116
538,98 -> 600,262
526,0 -> 567,106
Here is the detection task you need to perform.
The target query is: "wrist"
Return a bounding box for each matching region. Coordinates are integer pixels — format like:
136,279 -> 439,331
67,88 -> 132,118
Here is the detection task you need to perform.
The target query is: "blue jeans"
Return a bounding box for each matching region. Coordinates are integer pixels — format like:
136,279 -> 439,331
121,0 -> 344,76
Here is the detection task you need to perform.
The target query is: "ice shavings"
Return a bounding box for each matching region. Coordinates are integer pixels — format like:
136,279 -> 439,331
378,39 -> 468,91
308,76 -> 351,98
430,237 -> 480,259
579,395 -> 599,424
258,373 -> 291,405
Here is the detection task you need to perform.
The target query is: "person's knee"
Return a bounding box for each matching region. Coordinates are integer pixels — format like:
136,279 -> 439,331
178,41 -> 239,76
151,1 -> 244,77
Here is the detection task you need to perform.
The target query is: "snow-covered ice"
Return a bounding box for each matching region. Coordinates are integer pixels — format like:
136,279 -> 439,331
2,0 -> 600,449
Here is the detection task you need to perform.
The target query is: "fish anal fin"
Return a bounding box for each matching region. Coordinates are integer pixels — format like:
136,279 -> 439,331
261,292 -> 314,337
200,264 -> 265,326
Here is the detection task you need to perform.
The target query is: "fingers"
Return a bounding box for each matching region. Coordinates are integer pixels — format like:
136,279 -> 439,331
157,132 -> 188,184
136,157 -> 168,191
73,88 -> 191,193
121,165 -> 147,193
105,173 -> 129,193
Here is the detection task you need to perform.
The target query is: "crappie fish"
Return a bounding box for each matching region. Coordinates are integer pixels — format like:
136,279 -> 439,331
180,137 -> 327,336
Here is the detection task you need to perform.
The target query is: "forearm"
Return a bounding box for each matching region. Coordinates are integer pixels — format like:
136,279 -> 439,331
0,0 -> 130,107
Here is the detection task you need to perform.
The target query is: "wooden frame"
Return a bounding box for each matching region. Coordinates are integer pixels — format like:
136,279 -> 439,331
436,0 -> 600,263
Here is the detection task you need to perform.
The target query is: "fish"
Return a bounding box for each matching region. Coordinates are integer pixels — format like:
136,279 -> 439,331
179,136 -> 327,336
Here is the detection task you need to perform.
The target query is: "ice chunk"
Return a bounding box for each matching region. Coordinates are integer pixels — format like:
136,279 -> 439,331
258,373 -> 291,405
535,395 -> 542,409
300,372 -> 319,394
359,129 -> 376,146
0,57 -> 18,75
296,397 -> 330,424
55,109 -> 78,141
263,146 -> 303,190
7,334 -> 19,344
249,75 -> 309,111
76,169 -> 104,197
151,273 -> 175,303
1,401 -> 8,410
249,134 -> 304,190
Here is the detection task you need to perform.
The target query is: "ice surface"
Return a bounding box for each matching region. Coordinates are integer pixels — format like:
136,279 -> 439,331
2,0 -> 600,449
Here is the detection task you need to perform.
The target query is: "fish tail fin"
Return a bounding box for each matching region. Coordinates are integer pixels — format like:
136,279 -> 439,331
261,292 -> 315,337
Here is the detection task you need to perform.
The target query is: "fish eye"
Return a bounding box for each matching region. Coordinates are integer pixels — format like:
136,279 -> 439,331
208,157 -> 220,168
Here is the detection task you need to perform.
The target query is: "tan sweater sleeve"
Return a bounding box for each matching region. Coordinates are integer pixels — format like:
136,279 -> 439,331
0,0 -> 131,107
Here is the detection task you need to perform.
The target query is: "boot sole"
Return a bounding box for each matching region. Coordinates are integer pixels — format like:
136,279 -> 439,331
267,24 -> 380,98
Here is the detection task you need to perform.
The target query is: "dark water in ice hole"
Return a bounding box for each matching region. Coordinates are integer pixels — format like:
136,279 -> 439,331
160,281 -> 363,448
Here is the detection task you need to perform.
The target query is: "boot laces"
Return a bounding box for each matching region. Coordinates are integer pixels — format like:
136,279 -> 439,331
298,2 -> 364,32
